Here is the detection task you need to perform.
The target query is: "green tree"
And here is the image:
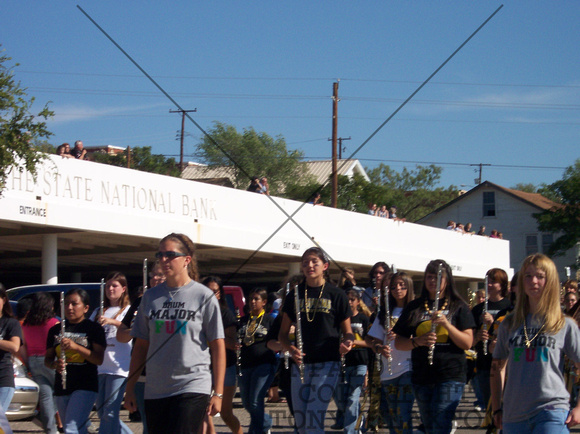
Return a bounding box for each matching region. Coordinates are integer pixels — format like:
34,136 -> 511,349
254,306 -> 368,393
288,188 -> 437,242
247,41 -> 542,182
534,159 -> 580,257
365,164 -> 458,222
92,146 -> 180,177
196,122 -> 304,195
284,163 -> 458,222
512,183 -> 538,193
0,48 -> 53,192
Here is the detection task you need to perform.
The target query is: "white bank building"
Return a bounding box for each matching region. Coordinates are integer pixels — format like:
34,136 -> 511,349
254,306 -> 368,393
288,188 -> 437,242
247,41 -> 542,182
0,156 -> 511,296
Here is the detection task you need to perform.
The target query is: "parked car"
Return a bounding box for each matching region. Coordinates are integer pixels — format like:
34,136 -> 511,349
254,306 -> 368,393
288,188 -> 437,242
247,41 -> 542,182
7,283 -> 103,317
6,358 -> 39,421
224,286 -> 246,317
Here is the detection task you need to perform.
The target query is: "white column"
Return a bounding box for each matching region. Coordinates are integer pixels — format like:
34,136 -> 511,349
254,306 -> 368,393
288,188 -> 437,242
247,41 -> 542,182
42,234 -> 58,284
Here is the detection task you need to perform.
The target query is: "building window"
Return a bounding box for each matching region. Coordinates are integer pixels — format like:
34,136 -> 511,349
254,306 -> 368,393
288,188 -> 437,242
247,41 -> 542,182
526,234 -> 538,256
542,233 -> 554,253
483,191 -> 496,217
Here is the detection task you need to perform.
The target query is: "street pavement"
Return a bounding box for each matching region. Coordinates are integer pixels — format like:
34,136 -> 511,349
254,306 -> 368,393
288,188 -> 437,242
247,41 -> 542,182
8,384 -> 580,433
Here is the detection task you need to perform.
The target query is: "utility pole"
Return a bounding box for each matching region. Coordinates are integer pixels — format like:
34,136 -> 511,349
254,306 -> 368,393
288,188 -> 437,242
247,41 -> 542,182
338,137 -> 351,160
471,163 -> 491,185
327,136 -> 351,160
170,108 -> 197,172
331,82 -> 339,208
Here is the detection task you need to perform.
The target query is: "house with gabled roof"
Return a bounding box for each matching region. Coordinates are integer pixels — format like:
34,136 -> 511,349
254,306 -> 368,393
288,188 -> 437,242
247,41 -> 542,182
181,158 -> 369,189
416,181 -> 577,279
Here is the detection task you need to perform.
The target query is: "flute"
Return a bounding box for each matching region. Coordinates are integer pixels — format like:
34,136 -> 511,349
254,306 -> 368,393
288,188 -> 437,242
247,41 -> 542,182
235,308 -> 242,377
374,278 -> 382,372
384,276 -> 392,376
428,264 -> 443,365
284,283 -> 290,370
60,292 -> 67,390
142,258 -> 148,292
340,333 -> 347,384
100,278 -> 105,318
482,274 -> 489,356
294,284 -> 305,383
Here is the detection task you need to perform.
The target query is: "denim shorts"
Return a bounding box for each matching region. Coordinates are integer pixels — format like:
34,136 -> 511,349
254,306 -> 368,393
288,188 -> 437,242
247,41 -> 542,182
224,364 -> 237,388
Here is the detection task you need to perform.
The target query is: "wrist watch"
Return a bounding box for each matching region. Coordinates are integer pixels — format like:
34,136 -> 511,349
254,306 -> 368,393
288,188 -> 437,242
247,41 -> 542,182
211,392 -> 223,399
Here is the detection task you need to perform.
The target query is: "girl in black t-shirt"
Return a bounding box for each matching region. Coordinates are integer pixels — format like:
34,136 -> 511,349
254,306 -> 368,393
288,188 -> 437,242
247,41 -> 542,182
279,247 -> 355,434
237,288 -> 278,434
45,288 -> 106,434
393,259 -> 475,434
333,289 -> 370,432
0,286 -> 22,411
202,276 -> 242,434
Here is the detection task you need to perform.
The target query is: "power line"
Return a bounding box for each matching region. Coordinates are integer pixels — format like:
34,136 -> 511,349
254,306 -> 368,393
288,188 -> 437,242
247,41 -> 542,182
18,69 -> 580,89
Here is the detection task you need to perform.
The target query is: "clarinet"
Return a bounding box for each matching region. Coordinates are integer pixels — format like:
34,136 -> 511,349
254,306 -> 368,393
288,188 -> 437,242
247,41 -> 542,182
374,278 -> 381,372
428,263 -> 443,365
235,308 -> 242,377
142,258 -> 148,292
284,283 -> 290,369
294,284 -> 305,383
384,278 -> 392,376
60,292 -> 67,390
482,274 -> 489,356
100,278 -> 105,318
340,333 -> 347,384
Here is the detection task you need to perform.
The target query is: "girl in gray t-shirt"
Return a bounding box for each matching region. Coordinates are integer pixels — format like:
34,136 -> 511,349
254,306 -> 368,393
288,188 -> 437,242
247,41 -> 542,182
491,254 -> 580,433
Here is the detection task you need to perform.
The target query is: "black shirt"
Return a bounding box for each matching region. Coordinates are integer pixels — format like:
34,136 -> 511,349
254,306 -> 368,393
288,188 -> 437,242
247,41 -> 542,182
472,297 -> 512,370
47,319 -> 106,395
282,282 -> 352,364
346,312 -> 369,367
240,312 -> 277,369
0,317 -> 22,388
393,297 -> 475,385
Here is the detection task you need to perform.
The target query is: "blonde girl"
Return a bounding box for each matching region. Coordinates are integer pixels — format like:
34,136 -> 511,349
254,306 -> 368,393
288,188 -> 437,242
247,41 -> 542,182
491,254 -> 580,432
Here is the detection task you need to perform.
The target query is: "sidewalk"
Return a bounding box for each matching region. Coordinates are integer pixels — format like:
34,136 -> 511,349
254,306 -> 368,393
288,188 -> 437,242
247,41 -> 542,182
9,384 -> 580,433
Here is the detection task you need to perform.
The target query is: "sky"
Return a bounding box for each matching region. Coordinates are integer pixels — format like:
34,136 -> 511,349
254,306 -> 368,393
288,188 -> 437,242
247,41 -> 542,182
1,1 -> 579,190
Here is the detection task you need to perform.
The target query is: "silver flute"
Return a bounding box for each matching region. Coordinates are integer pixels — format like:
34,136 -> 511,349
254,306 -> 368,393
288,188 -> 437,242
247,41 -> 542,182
374,278 -> 382,372
100,278 -> 105,318
60,292 -> 67,390
482,274 -> 489,356
235,308 -> 242,377
384,279 -> 392,376
340,333 -> 347,384
284,283 -> 290,370
142,258 -> 148,292
428,263 -> 443,365
294,284 -> 304,383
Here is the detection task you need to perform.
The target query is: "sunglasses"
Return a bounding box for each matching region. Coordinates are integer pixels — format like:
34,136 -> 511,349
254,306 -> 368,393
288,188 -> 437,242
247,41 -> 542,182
155,251 -> 188,259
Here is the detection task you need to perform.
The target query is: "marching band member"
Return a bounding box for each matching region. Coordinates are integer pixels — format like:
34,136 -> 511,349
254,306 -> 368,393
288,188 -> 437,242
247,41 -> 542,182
237,288 -> 278,434
124,233 -> 225,433
393,259 -> 474,434
278,247 -> 354,434
491,254 -> 580,432
367,271 -> 415,434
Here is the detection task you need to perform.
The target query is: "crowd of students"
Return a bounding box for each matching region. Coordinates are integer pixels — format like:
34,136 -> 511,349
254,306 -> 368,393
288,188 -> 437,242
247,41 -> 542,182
2,234 -> 579,434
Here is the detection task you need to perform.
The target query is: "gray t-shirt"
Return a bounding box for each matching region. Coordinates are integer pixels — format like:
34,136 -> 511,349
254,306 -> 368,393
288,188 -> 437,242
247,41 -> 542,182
493,315 -> 580,423
131,280 -> 224,399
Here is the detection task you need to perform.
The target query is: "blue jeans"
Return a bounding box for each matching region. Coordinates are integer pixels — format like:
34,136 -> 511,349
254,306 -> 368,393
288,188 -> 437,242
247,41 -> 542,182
382,371 -> 414,434
413,381 -> 464,434
96,374 -> 132,434
333,364 -> 367,434
55,390 -> 98,434
29,356 -> 58,434
238,363 -> 276,434
503,408 -> 570,434
0,387 -> 14,414
473,369 -> 490,409
292,361 -> 340,434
